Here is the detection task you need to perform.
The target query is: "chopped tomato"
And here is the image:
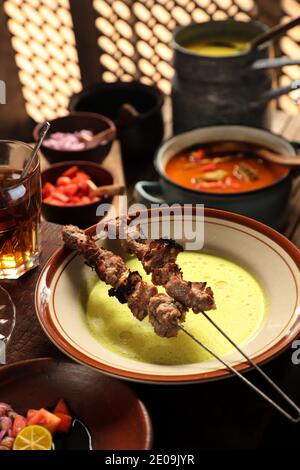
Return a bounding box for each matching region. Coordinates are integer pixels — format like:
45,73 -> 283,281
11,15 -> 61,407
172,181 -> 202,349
225,176 -> 241,189
69,196 -> 81,204
62,183 -> 78,197
43,197 -> 53,204
42,168 -> 98,207
53,399 -> 70,416
54,413 -> 72,433
71,172 -> 90,184
42,182 -> 55,198
77,171 -> 91,181
27,408 -> 61,434
79,196 -> 91,205
77,180 -> 89,195
27,409 -> 38,420
192,149 -> 205,161
62,166 -> 78,178
52,192 -> 69,203
11,415 -> 27,438
197,181 -> 226,190
201,163 -> 217,172
44,198 -> 64,206
57,176 -> 71,186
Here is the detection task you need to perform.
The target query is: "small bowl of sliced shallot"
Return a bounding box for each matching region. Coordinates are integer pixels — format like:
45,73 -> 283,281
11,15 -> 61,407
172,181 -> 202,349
41,161 -> 123,228
33,112 -> 116,164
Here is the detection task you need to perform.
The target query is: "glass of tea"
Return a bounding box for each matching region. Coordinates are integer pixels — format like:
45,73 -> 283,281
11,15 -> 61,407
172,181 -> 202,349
0,141 -> 41,279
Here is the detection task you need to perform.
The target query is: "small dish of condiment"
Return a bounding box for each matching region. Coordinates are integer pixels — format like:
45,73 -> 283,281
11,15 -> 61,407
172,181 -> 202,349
33,112 -> 116,164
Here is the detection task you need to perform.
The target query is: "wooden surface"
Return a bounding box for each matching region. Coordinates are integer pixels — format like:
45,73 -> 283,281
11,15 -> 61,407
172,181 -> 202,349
2,111 -> 300,449
3,222 -> 63,363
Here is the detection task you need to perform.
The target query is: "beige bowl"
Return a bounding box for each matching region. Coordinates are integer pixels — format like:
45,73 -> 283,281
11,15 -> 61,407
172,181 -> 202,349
35,208 -> 300,383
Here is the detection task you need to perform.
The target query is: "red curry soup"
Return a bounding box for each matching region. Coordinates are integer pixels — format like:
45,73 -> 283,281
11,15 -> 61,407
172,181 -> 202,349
165,142 -> 288,194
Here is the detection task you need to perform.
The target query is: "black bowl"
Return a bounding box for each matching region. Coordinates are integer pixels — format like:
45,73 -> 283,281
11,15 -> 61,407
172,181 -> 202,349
34,112 -> 116,164
69,82 -> 164,165
42,161 -> 113,228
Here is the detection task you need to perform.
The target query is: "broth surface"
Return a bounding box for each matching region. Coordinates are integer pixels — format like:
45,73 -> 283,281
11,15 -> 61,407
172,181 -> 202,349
84,252 -> 268,365
165,145 -> 288,194
184,38 -> 249,56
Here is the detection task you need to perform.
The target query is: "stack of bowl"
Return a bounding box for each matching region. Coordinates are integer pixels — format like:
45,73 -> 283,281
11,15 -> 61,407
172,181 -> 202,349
34,112 -> 116,228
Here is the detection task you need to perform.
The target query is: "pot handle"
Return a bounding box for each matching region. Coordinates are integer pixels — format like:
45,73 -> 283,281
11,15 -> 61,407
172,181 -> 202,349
250,79 -> 300,108
133,181 -> 165,205
251,57 -> 300,71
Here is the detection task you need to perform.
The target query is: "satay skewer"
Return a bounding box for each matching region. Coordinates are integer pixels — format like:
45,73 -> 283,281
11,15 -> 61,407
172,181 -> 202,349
62,225 -> 300,422
114,224 -> 300,422
178,325 -> 300,423
119,225 -> 216,313
62,225 -> 186,338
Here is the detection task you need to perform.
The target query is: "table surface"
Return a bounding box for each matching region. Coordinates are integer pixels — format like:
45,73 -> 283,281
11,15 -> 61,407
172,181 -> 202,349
3,110 -> 300,450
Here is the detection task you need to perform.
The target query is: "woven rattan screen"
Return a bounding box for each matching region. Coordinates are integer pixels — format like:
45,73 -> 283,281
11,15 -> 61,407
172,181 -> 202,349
3,0 -> 300,121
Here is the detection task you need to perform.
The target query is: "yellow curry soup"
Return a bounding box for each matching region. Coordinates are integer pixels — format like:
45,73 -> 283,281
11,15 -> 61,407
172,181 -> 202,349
184,38 -> 250,57
84,252 -> 268,365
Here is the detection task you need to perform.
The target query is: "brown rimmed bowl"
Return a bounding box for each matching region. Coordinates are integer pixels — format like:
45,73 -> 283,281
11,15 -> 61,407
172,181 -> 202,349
0,358 -> 152,450
35,208 -> 300,384
33,112 -> 116,164
41,161 -> 113,229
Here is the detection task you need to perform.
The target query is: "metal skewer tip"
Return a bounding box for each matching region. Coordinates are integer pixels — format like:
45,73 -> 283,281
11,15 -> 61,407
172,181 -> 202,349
178,323 -> 300,423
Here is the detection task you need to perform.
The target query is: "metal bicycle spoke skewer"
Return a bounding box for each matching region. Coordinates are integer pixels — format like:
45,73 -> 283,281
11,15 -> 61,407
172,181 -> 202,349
178,323 -> 300,423
80,224 -> 300,422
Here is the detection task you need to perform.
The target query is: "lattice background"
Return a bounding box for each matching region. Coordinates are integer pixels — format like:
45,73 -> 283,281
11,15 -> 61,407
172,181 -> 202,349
3,0 -> 82,122
94,0 -> 257,94
3,0 -> 300,122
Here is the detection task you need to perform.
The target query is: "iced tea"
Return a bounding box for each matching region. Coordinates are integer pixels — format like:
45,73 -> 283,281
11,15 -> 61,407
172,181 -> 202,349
0,141 -> 41,279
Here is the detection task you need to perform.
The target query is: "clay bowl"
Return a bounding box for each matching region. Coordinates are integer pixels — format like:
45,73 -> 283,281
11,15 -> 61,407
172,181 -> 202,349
0,358 -> 152,450
41,161 -> 113,229
33,112 -> 116,164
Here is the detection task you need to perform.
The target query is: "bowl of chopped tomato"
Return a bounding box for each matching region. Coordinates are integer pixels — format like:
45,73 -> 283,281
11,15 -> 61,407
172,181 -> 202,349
41,161 -> 113,228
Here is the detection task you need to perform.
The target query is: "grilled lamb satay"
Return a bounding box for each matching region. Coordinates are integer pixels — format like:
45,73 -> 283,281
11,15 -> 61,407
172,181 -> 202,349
126,235 -> 183,273
63,224 -> 127,288
62,225 -> 186,337
122,226 -> 216,312
152,262 -> 216,313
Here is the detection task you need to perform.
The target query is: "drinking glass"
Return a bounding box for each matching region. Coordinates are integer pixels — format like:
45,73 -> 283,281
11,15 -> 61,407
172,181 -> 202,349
0,141 -> 41,279
0,285 -> 16,364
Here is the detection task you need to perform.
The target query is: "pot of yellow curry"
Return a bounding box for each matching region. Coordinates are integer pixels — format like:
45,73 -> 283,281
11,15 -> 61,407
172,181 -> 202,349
172,20 -> 300,134
134,125 -> 297,230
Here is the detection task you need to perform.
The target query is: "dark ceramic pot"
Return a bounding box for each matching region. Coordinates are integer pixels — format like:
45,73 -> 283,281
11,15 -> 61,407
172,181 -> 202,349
41,161 -> 113,228
134,125 -> 297,230
69,81 -> 164,165
172,20 -> 300,134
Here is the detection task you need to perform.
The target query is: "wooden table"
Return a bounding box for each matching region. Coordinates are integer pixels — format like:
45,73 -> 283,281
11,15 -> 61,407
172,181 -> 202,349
3,111 -> 300,450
